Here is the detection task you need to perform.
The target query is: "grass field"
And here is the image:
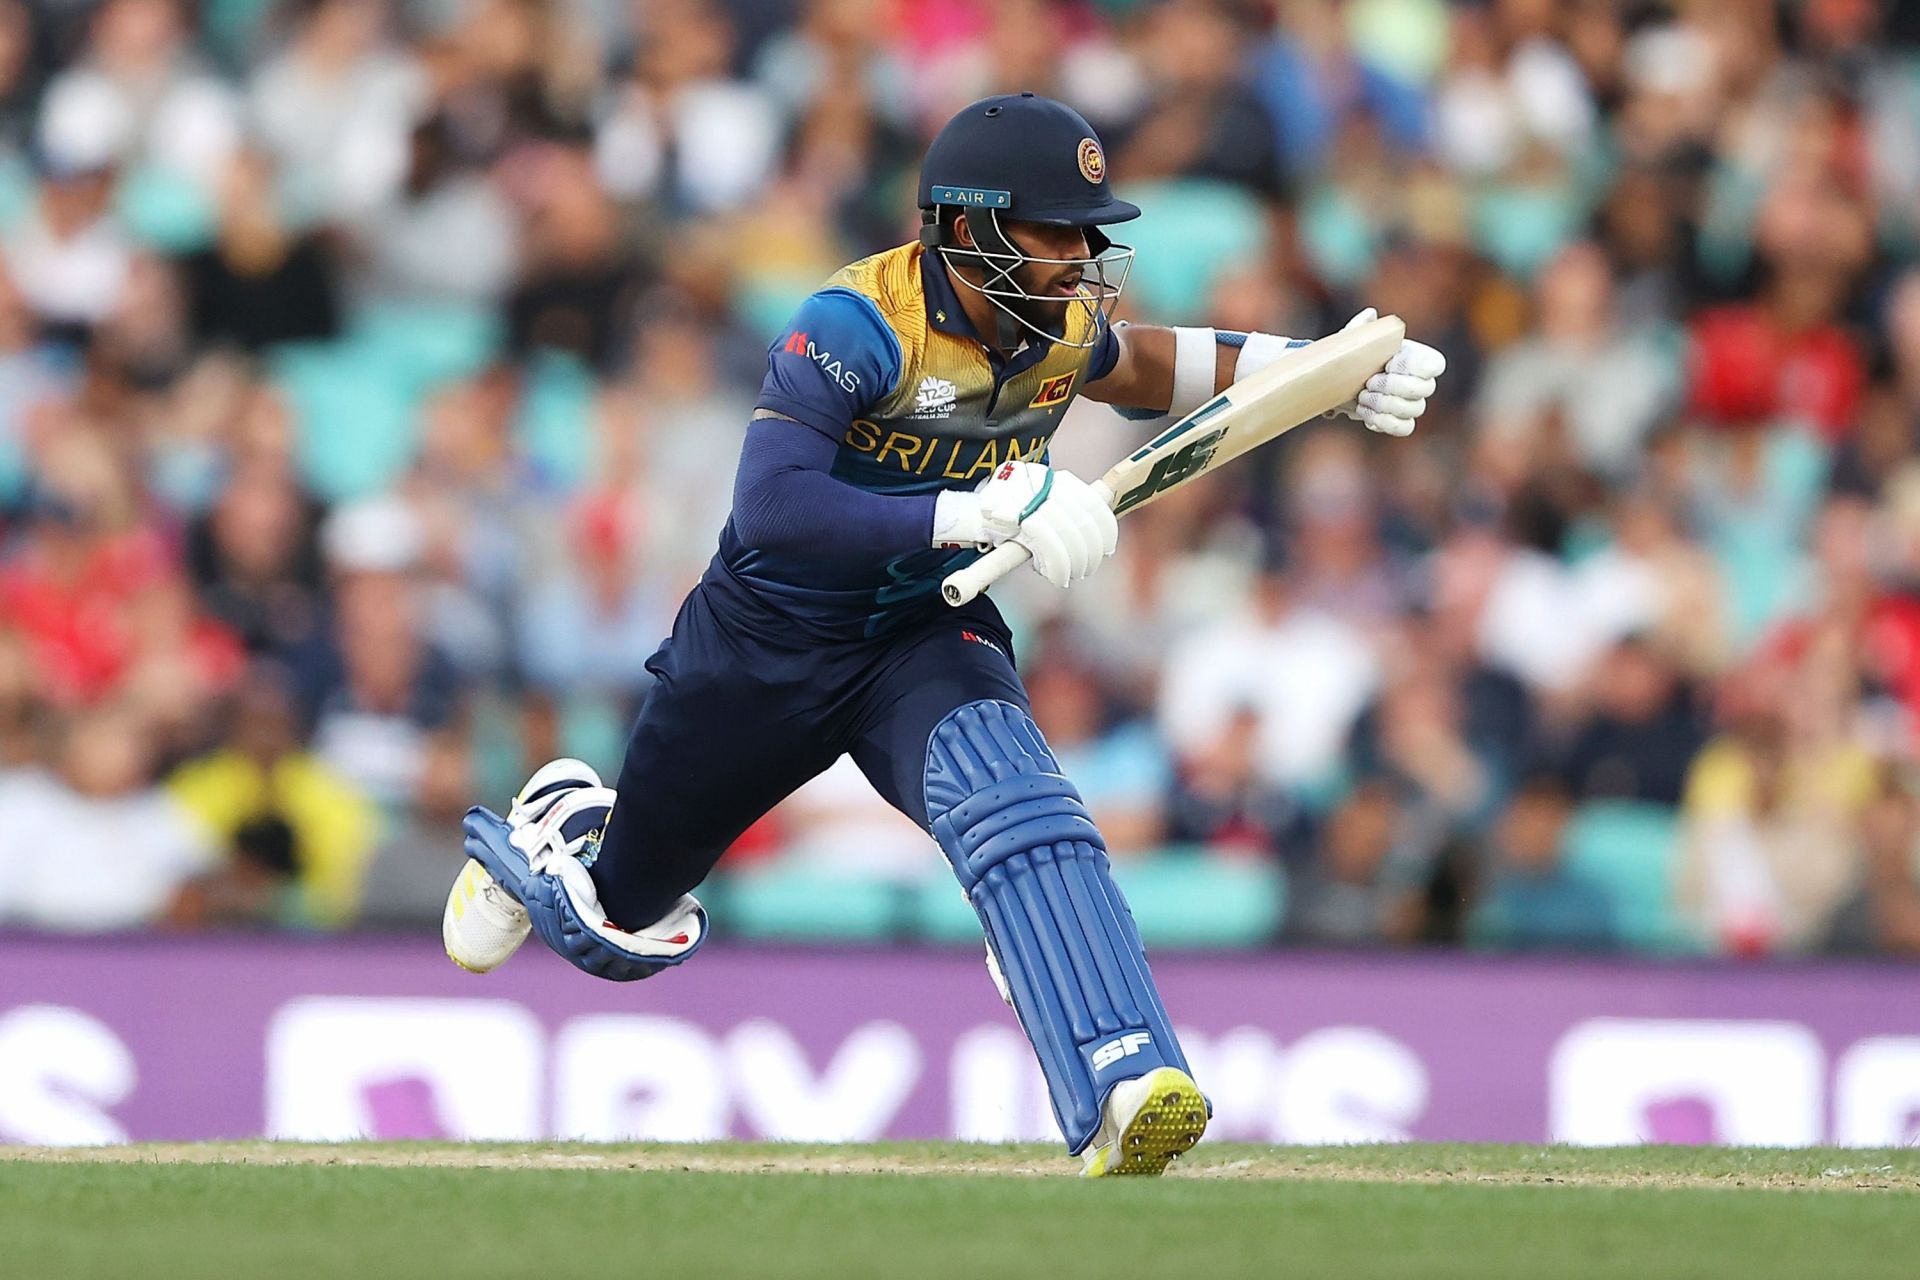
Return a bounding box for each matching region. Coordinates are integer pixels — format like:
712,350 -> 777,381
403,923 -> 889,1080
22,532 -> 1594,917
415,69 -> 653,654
4,1142 -> 1916,1279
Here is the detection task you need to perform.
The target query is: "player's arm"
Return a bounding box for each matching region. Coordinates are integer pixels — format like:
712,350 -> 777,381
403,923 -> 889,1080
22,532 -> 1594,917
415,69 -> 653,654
1084,310 -> 1447,438
732,290 -> 1111,586
731,288 -> 937,561
731,417 -> 936,560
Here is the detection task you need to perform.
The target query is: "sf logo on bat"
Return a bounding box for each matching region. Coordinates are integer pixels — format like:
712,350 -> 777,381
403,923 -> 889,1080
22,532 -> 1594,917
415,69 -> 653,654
1112,425 -> 1229,514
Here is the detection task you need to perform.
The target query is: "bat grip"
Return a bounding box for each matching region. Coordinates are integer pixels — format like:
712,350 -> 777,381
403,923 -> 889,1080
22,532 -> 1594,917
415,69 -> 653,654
940,480 -> 1114,608
941,541 -> 1031,607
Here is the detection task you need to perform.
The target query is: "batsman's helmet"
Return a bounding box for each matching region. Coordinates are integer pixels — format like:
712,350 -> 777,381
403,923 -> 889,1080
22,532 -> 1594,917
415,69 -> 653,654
918,93 -> 1137,347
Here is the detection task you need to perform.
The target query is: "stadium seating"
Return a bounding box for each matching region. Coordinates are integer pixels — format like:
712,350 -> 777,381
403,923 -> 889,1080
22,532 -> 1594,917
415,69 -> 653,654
722,863 -> 904,942
117,164 -> 217,252
1111,179 -> 1269,324
1562,801 -> 1689,953
903,849 -> 1287,949
1111,852 -> 1287,948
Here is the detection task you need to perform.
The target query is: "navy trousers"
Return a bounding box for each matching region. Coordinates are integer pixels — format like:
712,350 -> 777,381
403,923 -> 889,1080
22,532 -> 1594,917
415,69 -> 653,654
591,569 -> 1026,929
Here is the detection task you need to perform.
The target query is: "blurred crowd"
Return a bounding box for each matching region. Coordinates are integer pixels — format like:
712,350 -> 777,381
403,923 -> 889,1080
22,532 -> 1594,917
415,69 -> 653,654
2,0 -> 1920,957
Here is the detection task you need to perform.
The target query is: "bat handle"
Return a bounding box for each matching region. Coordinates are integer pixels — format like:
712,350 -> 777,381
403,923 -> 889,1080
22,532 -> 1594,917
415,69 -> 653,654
942,541 -> 1031,607
940,480 -> 1114,608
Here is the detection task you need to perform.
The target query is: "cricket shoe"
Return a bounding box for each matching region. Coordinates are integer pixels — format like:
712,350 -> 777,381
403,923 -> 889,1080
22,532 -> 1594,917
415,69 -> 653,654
443,759 -> 605,973
1080,1066 -> 1209,1178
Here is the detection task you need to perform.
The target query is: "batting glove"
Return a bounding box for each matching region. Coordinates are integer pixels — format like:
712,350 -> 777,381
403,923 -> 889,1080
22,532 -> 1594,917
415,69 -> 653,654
1334,307 -> 1447,438
933,459 -> 1117,589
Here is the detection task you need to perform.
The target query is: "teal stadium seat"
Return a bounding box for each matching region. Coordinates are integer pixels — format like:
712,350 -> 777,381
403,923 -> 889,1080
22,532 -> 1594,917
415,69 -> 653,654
1109,180 -> 1269,324
910,849 -> 1286,949
116,165 -> 217,252
1110,851 -> 1286,948
0,153 -> 35,234
271,341 -> 418,503
202,0 -> 277,65
350,301 -> 504,395
1469,182 -> 1586,281
271,304 -> 504,502
516,351 -> 598,491
1562,800 -> 1688,952
911,873 -> 983,944
723,862 -> 902,943
1299,186 -> 1380,289
735,277 -> 825,346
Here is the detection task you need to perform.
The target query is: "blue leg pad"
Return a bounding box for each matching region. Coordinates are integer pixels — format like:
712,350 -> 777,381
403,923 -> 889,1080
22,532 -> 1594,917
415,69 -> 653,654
925,700 -> 1193,1153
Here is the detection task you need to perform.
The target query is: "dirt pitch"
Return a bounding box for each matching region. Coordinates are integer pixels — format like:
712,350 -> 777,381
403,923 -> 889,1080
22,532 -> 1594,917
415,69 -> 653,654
5,1140 -> 1918,1191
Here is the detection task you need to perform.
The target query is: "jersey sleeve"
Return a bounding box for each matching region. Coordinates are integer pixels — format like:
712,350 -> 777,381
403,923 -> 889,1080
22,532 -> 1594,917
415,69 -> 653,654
1085,311 -> 1121,384
755,288 -> 904,437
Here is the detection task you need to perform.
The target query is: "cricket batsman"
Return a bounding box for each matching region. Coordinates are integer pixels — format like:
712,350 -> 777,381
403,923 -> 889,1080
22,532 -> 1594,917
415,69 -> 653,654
443,93 -> 1445,1175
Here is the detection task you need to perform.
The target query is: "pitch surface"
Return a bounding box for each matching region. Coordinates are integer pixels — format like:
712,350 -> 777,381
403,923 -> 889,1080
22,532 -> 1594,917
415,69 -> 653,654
4,1143 -> 1915,1279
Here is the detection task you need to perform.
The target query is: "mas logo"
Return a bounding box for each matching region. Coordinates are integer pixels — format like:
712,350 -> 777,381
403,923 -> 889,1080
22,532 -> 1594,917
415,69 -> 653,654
1077,138 -> 1105,185
1030,373 -> 1075,409
960,630 -> 1004,656
781,330 -> 859,393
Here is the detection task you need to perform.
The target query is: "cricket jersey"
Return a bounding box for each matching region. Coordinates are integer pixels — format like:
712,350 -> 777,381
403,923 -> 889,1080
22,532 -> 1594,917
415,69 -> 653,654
710,241 -> 1120,638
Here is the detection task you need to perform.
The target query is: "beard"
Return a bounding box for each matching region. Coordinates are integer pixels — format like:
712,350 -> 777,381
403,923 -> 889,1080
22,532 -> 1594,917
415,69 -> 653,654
995,263 -> 1087,336
1001,290 -> 1076,335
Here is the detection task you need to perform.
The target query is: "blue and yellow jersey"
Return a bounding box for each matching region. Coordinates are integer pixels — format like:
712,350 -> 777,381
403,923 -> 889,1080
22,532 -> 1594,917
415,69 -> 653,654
714,241 -> 1118,637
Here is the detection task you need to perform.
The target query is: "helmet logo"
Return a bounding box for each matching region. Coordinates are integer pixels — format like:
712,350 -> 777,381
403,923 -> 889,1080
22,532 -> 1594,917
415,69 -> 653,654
1077,138 -> 1105,185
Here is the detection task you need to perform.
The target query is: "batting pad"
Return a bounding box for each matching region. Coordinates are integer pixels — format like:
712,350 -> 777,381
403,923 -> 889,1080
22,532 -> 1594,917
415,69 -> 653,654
925,699 -> 1192,1152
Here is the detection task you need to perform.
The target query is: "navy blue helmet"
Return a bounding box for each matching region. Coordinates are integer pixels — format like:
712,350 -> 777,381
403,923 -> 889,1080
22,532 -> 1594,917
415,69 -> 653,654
918,93 -> 1137,349
918,92 -> 1140,231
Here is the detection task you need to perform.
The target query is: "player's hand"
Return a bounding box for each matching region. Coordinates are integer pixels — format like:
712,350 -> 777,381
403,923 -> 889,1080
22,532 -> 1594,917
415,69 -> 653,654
976,460 -> 1117,588
1335,307 -> 1447,438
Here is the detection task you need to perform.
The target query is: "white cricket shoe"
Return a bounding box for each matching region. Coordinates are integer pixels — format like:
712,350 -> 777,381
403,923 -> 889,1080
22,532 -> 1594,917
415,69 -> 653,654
1080,1065 -> 1208,1178
443,759 -> 603,973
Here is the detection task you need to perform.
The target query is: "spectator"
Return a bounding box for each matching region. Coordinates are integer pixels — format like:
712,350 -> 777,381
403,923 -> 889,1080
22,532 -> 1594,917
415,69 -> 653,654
35,0 -> 239,186
1158,561 -> 1378,798
406,373 -> 524,682
1556,637 -> 1707,807
1288,780 -> 1428,947
357,727 -> 477,926
774,755 -> 937,885
1027,651 -> 1169,857
0,264 -> 70,507
513,486 -> 670,700
1116,0 -> 1283,197
592,0 -> 781,214
6,125 -> 132,333
350,113 -> 520,308
1430,3 -> 1596,178
185,442 -> 327,659
0,0 -> 1915,958
1349,647 -> 1501,839
1164,705 -> 1308,860
1688,174 -> 1872,444
1250,0 -> 1429,180
0,705 -> 214,930
300,495 -> 463,805
1824,767 -> 1920,957
1675,659 -> 1876,956
1564,489 -> 1729,680
0,429 -> 176,707
162,813 -> 302,930
1474,241 -> 1681,480
1467,776 -> 1617,952
506,138 -> 652,373
181,147 -> 341,351
248,0 -> 424,224
168,666 -> 378,926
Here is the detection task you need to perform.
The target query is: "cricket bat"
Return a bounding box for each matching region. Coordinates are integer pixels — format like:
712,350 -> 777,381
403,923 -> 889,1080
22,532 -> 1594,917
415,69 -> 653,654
941,313 -> 1408,607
